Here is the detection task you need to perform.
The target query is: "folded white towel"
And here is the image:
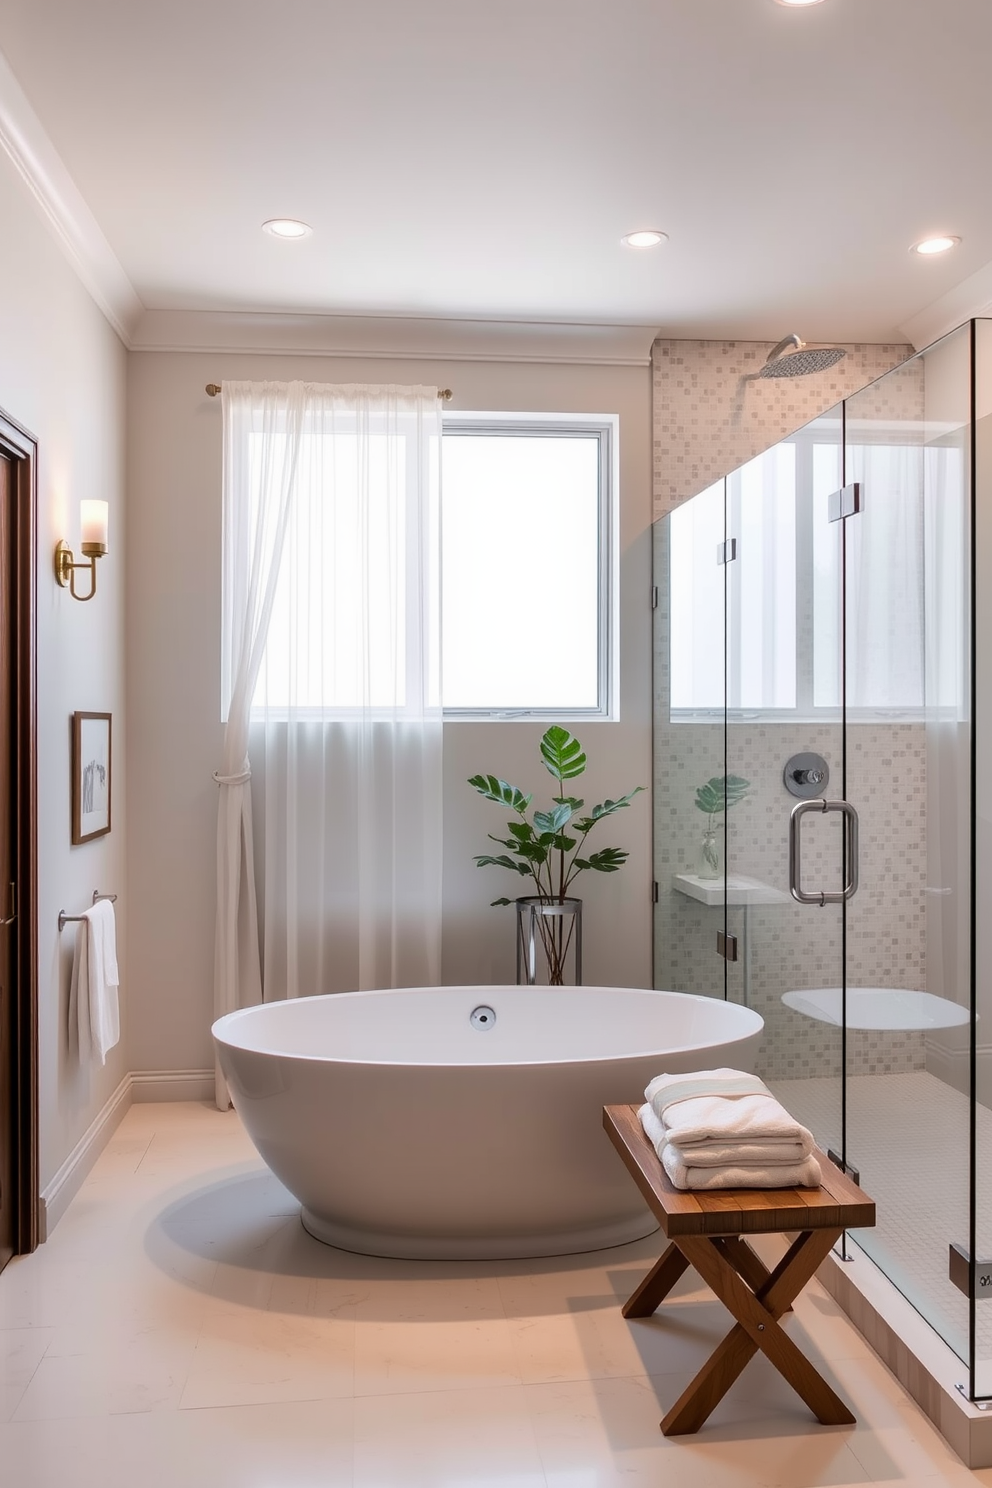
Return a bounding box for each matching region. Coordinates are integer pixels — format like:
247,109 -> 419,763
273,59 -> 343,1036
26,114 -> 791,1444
637,1104 -> 809,1166
661,1146 -> 822,1192
638,1104 -> 821,1192
646,1069 -> 768,1111
645,1068 -> 815,1154
69,900 -> 120,1065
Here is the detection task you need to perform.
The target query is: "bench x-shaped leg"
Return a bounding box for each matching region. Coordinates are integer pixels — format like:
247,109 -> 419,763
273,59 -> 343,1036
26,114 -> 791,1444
624,1228 -> 854,1435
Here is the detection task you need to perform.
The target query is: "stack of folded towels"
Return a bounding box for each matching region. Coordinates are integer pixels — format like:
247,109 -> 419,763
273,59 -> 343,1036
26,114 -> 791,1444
638,1067 -> 821,1192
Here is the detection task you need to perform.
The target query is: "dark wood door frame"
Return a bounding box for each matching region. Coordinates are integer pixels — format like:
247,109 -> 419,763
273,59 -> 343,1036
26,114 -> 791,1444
0,407 -> 38,1254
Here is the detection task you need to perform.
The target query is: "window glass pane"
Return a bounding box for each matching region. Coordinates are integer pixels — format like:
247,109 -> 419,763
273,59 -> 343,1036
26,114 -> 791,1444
812,441 -> 843,708
728,443 -> 797,710
669,478 -> 725,711
844,440 -> 925,711
441,433 -> 601,710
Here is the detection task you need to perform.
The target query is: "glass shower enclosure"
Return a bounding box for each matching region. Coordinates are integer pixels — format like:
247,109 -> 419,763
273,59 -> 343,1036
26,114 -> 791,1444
653,319 -> 992,1402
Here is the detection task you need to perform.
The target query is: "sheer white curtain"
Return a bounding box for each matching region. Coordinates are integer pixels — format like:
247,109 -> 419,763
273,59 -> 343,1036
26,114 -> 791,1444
845,442 -> 925,709
215,382 -> 443,1108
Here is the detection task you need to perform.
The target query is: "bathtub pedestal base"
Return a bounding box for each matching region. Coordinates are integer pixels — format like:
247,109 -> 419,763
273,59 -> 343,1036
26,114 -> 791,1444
300,1206 -> 658,1261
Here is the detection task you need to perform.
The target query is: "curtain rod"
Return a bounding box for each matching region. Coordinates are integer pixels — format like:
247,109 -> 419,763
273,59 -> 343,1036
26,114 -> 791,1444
205,383 -> 452,400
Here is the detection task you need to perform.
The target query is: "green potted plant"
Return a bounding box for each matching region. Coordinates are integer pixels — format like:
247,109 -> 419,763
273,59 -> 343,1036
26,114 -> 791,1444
694,774 -> 750,879
468,726 -> 643,985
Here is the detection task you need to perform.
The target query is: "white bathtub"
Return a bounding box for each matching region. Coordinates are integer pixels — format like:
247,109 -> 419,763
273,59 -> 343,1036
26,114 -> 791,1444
212,985 -> 764,1260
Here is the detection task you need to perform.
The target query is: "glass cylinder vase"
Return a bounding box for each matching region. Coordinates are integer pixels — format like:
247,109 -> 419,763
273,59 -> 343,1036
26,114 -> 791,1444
515,897 -> 583,986
698,820 -> 723,880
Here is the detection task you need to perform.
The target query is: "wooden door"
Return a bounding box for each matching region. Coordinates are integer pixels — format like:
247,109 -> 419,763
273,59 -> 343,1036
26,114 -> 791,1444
0,405 -> 37,1271
0,451 -> 14,1271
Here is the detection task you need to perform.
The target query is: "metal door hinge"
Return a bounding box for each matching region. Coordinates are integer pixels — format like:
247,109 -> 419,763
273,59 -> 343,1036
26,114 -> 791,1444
949,1244 -> 992,1300
652,880 -> 659,904
827,1149 -> 860,1185
716,930 -> 738,962
651,585 -> 658,610
716,538 -> 738,565
828,482 -> 862,523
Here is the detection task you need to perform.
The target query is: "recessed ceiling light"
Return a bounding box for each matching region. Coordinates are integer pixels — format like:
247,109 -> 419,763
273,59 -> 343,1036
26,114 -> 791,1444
773,0 -> 827,7
622,230 -> 668,249
910,235 -> 961,256
262,218 -> 312,240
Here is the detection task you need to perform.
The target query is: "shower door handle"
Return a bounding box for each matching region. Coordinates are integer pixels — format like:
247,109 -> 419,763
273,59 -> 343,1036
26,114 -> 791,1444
789,800 -> 859,906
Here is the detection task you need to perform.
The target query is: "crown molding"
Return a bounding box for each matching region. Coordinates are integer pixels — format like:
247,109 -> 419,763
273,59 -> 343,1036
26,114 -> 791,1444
129,308 -> 658,366
899,258 -> 992,351
0,45 -> 143,345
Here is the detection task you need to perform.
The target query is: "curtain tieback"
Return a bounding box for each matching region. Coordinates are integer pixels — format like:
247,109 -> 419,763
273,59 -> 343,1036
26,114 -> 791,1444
213,767 -> 252,786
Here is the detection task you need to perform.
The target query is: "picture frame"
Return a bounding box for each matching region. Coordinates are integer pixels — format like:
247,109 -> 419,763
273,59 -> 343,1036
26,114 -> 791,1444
71,712 -> 112,844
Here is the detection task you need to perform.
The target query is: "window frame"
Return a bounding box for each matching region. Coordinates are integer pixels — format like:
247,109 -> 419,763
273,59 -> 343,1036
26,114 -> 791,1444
440,411 -> 620,722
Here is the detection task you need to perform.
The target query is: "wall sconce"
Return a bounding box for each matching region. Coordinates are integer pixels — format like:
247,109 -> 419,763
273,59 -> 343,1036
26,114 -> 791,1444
54,501 -> 109,601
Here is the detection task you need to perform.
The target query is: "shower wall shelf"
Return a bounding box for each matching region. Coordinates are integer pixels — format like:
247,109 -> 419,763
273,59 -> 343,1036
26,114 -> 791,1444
672,873 -> 790,907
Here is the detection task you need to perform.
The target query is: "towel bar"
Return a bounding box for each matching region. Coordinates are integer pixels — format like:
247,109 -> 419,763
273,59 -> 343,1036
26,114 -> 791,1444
58,891 -> 117,933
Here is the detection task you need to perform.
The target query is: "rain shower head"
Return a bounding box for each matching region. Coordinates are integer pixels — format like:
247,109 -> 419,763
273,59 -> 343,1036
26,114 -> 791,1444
759,335 -> 847,379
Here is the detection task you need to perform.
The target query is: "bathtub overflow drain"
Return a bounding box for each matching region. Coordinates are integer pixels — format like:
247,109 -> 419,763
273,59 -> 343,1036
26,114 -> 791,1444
470,1005 -> 496,1031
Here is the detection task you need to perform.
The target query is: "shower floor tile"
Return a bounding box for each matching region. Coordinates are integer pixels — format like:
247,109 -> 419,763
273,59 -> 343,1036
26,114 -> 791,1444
0,1099 -> 989,1487
772,1070 -> 992,1378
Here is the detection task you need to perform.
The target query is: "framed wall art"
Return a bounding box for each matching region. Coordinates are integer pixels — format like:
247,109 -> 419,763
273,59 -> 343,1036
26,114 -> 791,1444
71,711 -> 112,844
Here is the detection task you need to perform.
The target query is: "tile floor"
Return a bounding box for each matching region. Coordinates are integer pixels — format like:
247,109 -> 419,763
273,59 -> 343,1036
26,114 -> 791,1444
775,1071 -> 992,1387
1,1100 -> 990,1487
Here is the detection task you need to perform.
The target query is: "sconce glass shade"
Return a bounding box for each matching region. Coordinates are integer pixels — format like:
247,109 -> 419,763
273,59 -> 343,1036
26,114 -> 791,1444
80,499 -> 109,553
55,500 -> 109,600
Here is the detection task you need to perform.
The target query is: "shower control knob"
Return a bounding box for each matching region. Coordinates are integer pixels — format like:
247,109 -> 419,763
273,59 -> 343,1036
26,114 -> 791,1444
784,753 -> 830,799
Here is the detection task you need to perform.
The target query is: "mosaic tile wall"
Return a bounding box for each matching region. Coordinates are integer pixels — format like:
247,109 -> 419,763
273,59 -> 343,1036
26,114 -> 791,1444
651,338 -> 912,520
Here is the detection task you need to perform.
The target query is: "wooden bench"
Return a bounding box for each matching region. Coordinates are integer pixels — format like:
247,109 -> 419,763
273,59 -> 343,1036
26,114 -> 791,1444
603,1103 -> 875,1436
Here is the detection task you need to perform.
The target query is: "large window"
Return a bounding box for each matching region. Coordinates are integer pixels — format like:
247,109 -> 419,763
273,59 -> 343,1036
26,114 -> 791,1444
226,404 -> 619,722
440,414 -> 618,719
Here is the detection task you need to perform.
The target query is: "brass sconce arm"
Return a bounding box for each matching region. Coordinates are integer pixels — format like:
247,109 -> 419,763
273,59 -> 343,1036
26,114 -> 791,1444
54,539 -> 106,601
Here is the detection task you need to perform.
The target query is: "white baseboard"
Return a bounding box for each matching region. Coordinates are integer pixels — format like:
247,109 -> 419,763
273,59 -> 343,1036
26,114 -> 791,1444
130,1068 -> 215,1103
37,1068 -> 218,1240
38,1074 -> 132,1240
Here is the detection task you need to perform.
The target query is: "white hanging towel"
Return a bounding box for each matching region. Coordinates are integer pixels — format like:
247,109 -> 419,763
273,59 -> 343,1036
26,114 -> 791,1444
69,899 -> 120,1065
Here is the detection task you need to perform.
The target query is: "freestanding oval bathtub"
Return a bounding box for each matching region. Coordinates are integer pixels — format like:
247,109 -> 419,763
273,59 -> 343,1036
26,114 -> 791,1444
212,986 -> 763,1260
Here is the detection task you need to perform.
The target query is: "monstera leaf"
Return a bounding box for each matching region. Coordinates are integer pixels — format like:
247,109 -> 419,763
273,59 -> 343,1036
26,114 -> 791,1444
694,775 -> 750,815
540,726 -> 587,783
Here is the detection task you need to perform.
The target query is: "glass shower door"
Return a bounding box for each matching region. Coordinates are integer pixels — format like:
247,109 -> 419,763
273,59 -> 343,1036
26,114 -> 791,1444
843,331 -> 973,1364
724,414 -> 848,1163
974,317 -> 992,1400
654,478 -> 728,1000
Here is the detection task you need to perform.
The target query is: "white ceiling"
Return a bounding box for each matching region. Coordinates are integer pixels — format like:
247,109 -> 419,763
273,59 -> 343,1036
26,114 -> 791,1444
2,0 -> 992,345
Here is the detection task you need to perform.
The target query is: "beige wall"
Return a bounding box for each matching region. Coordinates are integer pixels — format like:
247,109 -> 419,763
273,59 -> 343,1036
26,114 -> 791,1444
0,149 -> 128,1193
125,352 -> 652,1077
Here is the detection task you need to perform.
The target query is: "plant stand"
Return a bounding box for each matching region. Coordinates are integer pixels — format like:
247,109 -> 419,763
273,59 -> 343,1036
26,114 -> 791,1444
515,896 -> 582,985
